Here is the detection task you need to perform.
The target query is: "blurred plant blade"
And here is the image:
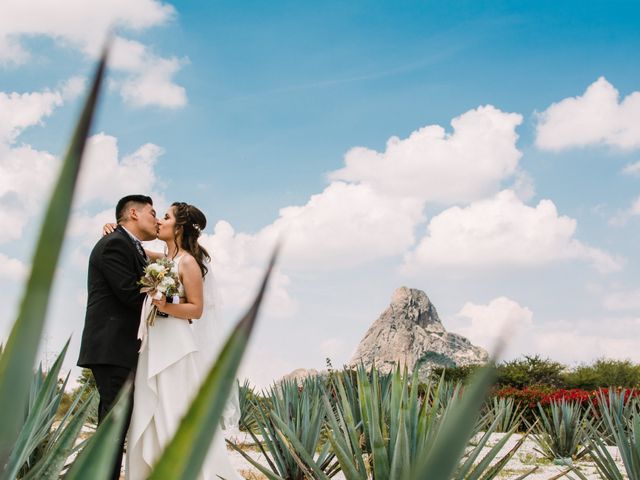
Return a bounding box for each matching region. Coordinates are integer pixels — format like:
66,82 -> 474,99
0,48 -> 108,468
148,247 -> 279,479
411,363 -> 496,480
65,381 -> 131,480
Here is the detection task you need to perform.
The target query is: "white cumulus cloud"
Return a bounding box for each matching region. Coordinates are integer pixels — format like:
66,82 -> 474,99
530,317 -> 640,364
76,134 -> 163,206
536,77 -> 640,151
110,36 -> 187,108
258,182 -> 424,270
609,196 -> 640,226
451,298 -> 640,364
0,253 -> 28,280
621,161 -> 640,176
330,105 -> 524,204
0,87 -> 65,142
0,81 -> 82,243
405,190 -> 622,273
452,297 -> 534,358
603,287 -> 640,311
199,221 -> 296,319
0,0 -> 186,108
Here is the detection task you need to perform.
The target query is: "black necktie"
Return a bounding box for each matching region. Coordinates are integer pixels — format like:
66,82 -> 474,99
134,240 -> 147,260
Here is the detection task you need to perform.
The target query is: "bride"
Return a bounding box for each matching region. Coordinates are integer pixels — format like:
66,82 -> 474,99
120,202 -> 243,480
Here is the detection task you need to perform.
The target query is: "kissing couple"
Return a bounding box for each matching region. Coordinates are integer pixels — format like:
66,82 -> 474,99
77,195 -> 242,480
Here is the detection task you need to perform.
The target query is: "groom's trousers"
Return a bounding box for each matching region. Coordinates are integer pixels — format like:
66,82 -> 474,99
91,365 -> 135,480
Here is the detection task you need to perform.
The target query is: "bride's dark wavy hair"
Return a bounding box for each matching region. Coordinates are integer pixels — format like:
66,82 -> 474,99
171,202 -> 211,277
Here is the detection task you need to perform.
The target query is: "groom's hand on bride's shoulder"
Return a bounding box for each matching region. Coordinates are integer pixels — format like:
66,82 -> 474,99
102,223 -> 117,236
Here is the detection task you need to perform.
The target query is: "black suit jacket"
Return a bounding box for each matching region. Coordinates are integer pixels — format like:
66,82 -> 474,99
78,225 -> 147,369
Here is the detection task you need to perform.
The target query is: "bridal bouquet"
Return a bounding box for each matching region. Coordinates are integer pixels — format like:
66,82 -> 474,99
139,258 -> 181,326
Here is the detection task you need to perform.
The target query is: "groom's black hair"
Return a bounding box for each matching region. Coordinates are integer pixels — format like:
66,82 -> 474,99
116,195 -> 153,223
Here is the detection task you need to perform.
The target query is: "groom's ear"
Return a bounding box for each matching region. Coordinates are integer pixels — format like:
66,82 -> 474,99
129,208 -> 139,221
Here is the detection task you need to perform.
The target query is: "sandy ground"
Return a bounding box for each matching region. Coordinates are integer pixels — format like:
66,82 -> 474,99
222,430 -> 625,480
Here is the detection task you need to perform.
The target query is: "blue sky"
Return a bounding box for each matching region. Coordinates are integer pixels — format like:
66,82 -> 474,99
1,1 -> 639,385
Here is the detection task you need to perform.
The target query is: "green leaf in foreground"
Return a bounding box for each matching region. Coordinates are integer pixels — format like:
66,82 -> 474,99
411,363 -> 497,480
65,381 -> 131,480
0,46 -> 108,470
148,247 -> 279,480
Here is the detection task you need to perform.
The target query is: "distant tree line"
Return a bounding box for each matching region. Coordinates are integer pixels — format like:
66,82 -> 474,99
431,355 -> 640,389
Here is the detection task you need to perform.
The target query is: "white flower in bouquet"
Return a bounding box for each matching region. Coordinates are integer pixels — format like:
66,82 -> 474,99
138,257 -> 181,326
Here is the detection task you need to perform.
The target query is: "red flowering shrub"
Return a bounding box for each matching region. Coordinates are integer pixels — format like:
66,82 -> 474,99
493,386 -> 640,419
493,386 -> 555,408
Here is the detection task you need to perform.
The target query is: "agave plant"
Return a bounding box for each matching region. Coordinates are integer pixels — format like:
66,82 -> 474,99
0,43 -> 108,480
590,388 -> 639,446
238,379 -> 259,433
528,399 -> 588,463
582,390 -> 640,480
317,364 -> 523,480
229,375 -> 340,479
3,342 -> 96,480
481,396 -> 523,433
0,44 -> 279,480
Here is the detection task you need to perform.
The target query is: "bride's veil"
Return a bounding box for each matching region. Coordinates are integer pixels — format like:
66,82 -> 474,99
192,262 -> 241,430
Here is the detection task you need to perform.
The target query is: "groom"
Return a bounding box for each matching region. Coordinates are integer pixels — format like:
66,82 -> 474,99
78,194 -> 158,480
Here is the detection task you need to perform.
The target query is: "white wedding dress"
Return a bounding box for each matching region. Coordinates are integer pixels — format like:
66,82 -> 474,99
127,256 -> 242,480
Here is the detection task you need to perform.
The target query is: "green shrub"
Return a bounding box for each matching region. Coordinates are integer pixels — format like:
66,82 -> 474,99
496,355 -> 565,388
563,359 -> 640,389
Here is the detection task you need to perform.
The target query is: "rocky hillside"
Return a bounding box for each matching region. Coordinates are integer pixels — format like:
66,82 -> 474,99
349,286 -> 488,379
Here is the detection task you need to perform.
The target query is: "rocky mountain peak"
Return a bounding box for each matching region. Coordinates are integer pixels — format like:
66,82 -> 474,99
390,286 -> 443,330
350,286 -> 488,379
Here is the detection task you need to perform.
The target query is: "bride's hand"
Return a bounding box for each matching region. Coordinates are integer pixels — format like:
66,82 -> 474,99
102,223 -> 117,236
152,294 -> 167,311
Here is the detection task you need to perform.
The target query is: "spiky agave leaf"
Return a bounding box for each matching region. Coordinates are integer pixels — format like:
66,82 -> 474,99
22,390 -> 97,480
0,47 -> 108,473
585,390 -> 640,480
410,363 -> 497,480
3,342 -> 70,480
65,381 -> 131,480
